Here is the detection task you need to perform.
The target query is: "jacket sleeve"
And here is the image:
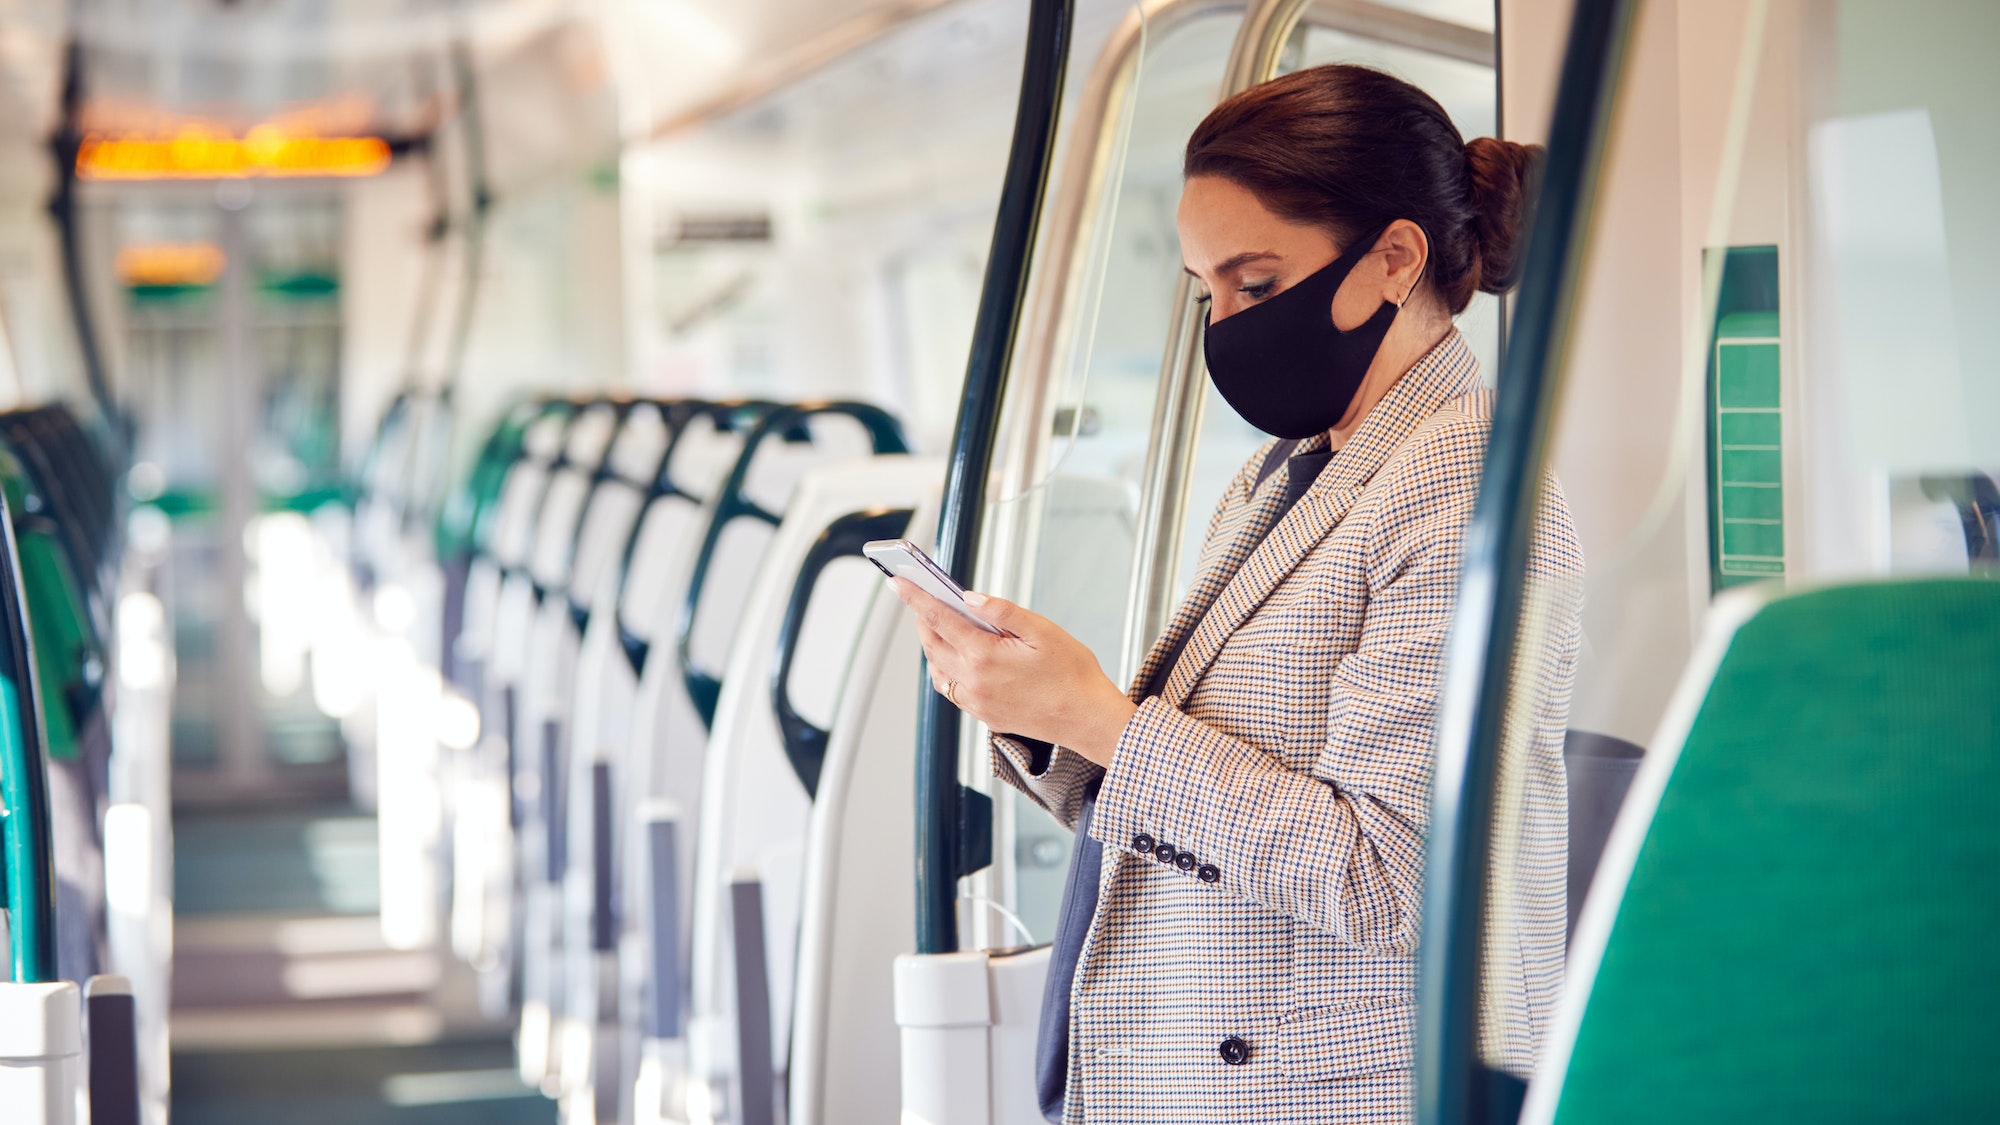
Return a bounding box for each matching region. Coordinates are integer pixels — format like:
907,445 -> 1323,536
1087,425 -> 1482,955
988,443 -> 1274,831
990,733 -> 1102,831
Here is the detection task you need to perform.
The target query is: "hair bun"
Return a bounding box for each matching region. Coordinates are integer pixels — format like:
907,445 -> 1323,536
1464,136 -> 1542,295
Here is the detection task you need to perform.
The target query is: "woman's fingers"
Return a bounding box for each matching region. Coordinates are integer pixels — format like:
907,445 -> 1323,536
893,580 -> 973,685
890,578 -> 998,652
959,589 -> 1033,638
890,580 -> 954,652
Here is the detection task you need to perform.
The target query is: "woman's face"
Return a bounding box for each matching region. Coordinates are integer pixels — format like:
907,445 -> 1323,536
1176,174 -> 1400,329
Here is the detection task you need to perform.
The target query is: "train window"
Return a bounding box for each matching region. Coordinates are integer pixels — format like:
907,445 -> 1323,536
1172,9 -> 1500,617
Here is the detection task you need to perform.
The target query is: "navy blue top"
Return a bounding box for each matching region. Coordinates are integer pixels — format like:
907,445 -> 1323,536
1032,439 -> 1332,1122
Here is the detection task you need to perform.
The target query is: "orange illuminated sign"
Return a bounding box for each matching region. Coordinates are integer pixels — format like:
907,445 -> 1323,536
115,243 -> 227,287
78,125 -> 391,181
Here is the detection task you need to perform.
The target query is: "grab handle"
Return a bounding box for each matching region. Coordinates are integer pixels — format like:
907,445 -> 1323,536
675,402 -> 907,729
770,507 -> 912,796
0,488 -> 58,982
608,400 -> 767,678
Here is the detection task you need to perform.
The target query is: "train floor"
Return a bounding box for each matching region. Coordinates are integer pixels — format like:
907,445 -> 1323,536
169,802 -> 553,1124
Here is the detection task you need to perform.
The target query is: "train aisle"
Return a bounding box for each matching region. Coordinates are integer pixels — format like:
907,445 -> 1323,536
167,805 -> 551,1125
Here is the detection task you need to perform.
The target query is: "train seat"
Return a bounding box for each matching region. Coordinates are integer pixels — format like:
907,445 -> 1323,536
520,401 -> 678,811
0,464 -> 148,1125
679,456 -> 941,1125
546,403 -> 753,1114
502,401 -> 647,1081
494,402 -> 624,738
455,403 -> 577,704
513,402 -> 678,1091
608,403 -> 901,1118
439,400 -> 559,690
452,403 -> 741,1002
786,491 -> 942,1125
0,444 -> 109,982
1522,579 -> 2000,1125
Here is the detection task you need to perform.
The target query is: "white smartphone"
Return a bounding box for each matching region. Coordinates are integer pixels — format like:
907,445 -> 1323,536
863,538 -> 1010,636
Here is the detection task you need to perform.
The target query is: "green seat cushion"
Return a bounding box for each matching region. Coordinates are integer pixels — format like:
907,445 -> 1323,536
1555,579 -> 2000,1123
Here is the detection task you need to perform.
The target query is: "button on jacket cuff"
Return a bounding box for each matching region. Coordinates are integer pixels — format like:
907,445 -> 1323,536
1089,696 -> 1423,952
1093,696 -> 1246,890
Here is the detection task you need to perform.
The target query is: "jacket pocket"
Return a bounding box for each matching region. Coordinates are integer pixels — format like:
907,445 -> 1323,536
1276,996 -> 1415,1082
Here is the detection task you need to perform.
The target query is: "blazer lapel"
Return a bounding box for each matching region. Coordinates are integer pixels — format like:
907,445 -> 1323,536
1160,332 -> 1483,706
1123,455 -> 1293,702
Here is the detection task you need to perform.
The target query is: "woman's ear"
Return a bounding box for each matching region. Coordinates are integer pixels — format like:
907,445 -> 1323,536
1379,219 -> 1430,307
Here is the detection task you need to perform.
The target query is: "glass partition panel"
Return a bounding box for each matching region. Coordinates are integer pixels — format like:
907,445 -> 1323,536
1171,16 -> 1500,614
982,4 -> 1247,948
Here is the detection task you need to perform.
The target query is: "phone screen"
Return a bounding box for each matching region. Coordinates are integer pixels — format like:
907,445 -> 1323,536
863,539 -> 1009,636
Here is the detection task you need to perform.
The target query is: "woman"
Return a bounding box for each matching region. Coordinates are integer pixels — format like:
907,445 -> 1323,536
894,65 -> 1582,1123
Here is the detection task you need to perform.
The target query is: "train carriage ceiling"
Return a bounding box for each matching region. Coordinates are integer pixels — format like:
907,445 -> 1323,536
0,0 -> 963,200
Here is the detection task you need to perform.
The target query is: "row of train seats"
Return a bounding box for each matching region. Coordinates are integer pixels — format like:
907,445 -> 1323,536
0,403 -> 172,1125
357,394 -> 943,1125
352,385 -> 2000,1125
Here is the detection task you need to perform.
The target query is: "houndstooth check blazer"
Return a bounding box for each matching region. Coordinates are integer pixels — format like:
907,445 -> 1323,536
993,331 -> 1582,1124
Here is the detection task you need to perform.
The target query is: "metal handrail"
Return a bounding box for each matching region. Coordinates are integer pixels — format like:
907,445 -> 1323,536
915,0 -> 1075,957
981,0 -> 1239,678
1114,0 -> 1313,705
1414,2 -> 1639,1124
48,38 -> 115,423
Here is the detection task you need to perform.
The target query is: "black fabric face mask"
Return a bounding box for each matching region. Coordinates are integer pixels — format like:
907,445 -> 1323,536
1201,227 -> 1399,441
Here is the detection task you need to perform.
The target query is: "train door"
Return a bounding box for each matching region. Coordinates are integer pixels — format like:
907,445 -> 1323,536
897,3 -> 1503,1122
968,0 -> 1501,970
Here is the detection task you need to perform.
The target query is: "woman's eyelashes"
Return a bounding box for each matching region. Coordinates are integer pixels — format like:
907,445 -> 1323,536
1239,277 -> 1278,301
1191,276 -> 1277,308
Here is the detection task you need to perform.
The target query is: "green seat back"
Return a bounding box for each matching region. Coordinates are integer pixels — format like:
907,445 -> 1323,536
1554,579 -> 2000,1123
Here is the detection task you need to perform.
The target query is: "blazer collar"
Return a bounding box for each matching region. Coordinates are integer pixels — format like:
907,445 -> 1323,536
1133,330 -> 1482,706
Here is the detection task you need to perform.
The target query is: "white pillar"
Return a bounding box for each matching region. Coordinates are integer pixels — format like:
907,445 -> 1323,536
0,980 -> 83,1125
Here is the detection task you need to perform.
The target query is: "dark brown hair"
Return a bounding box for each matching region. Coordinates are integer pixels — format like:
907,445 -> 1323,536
1184,64 -> 1541,315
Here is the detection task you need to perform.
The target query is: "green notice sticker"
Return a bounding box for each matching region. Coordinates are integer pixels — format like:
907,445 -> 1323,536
1705,246 -> 1783,592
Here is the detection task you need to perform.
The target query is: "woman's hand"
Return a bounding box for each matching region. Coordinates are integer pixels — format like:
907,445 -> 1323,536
890,579 -> 1137,769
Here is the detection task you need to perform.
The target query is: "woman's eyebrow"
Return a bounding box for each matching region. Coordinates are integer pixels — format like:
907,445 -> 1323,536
1182,250 -> 1280,277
